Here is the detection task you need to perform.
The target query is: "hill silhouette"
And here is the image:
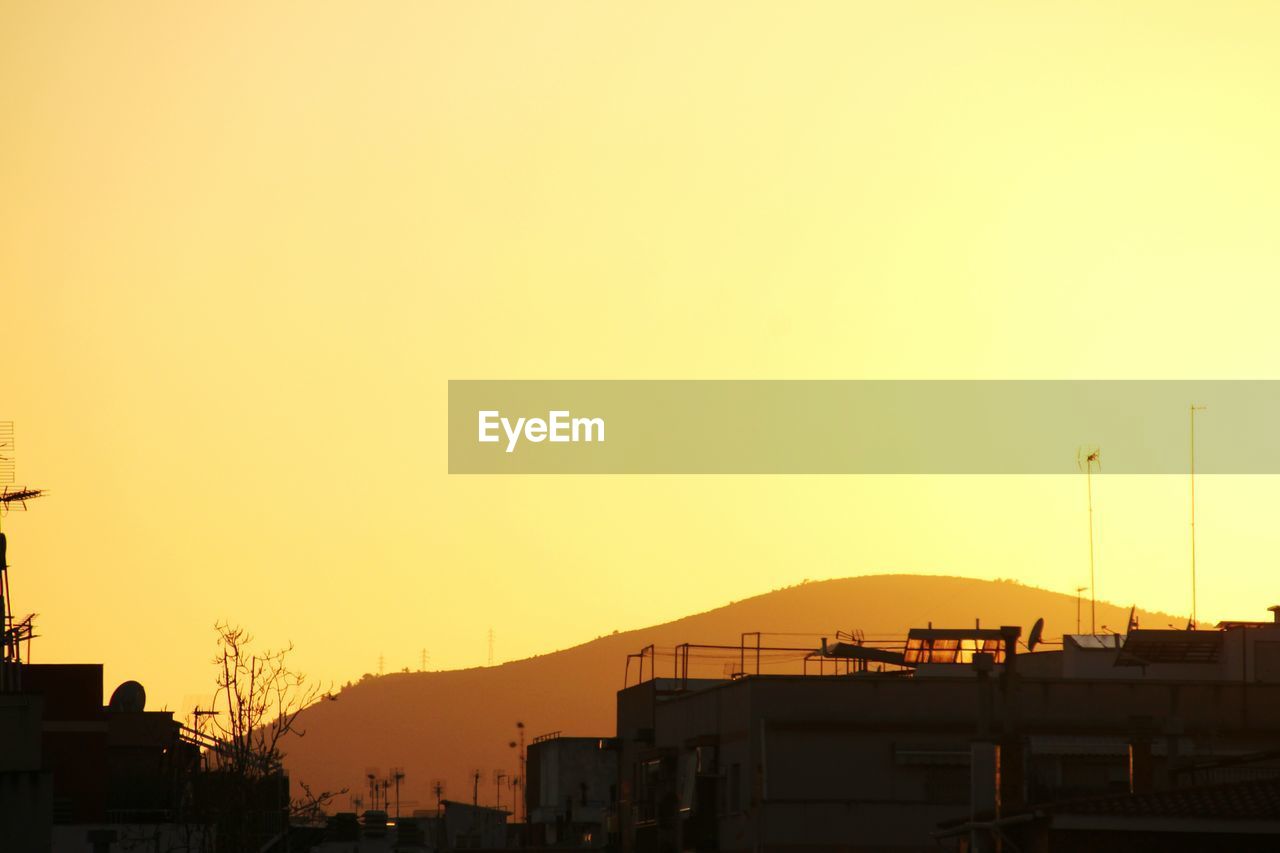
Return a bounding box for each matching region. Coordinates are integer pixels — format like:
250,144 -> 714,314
282,574 -> 1174,812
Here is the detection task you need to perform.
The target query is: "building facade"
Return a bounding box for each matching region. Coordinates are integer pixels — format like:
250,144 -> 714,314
526,733 -> 618,848
615,613 -> 1280,852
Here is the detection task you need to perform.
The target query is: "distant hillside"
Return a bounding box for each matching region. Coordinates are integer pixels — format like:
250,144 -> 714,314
283,574 -> 1172,812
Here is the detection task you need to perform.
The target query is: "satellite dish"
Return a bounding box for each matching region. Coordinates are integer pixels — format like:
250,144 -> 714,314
108,680 -> 146,713
1027,617 -> 1045,651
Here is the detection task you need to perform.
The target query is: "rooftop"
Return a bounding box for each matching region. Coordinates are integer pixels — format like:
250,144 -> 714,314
1044,776 -> 1280,821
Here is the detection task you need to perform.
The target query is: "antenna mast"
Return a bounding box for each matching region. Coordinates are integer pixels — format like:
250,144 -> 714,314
0,422 -> 45,692
494,769 -> 507,810
1190,404 -> 1207,629
432,778 -> 446,808
391,767 -> 405,819
1078,446 -> 1101,633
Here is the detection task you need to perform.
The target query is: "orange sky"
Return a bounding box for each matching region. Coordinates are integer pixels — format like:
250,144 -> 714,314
4,2 -> 1280,715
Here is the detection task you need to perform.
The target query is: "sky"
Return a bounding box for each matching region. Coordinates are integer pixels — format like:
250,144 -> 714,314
4,2 -> 1280,715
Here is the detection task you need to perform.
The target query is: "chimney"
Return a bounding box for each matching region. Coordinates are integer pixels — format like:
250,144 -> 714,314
1268,605 -> 1280,624
970,655 -> 999,853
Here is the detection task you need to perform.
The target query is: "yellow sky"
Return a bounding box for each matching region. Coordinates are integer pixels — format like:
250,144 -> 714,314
4,2 -> 1280,714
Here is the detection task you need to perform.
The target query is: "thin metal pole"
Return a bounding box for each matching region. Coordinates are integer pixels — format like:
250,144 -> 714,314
1190,404 -> 1206,628
1087,461 -> 1096,633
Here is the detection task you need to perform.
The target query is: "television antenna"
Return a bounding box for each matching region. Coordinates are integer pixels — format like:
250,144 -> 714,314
1076,446 -> 1101,633
391,767 -> 406,819
190,705 -> 218,730
0,422 -> 45,690
0,487 -> 43,518
494,769 -> 508,809
0,420 -> 44,529
0,422 -> 14,484
431,778 -> 446,808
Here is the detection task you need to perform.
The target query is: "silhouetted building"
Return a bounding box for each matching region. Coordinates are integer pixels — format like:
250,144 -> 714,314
615,610 -> 1280,853
526,732 -> 618,848
0,663 -> 221,851
0,691 -> 54,852
440,799 -> 510,849
940,774 -> 1280,852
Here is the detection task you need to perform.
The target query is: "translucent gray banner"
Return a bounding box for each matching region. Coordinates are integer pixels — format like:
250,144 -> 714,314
447,381 -> 1276,474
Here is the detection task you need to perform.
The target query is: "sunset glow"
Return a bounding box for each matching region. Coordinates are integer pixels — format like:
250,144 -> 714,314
4,2 -> 1280,717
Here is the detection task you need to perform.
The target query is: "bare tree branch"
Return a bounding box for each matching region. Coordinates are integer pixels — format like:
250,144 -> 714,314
201,622 -> 333,850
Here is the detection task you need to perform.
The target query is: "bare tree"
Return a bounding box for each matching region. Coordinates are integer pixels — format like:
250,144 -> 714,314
292,780 -> 346,826
201,622 -> 344,850
209,621 -> 320,781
